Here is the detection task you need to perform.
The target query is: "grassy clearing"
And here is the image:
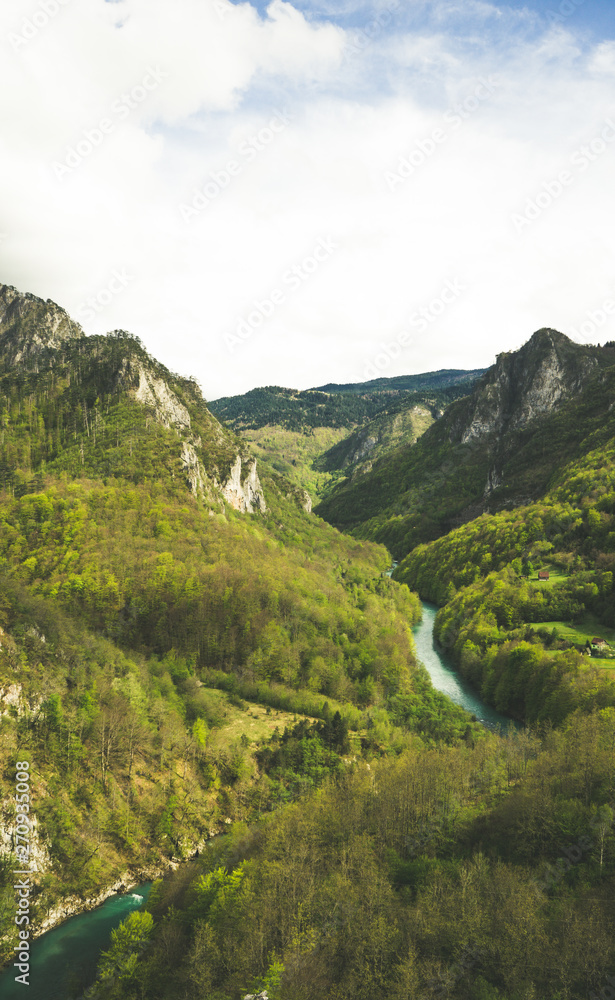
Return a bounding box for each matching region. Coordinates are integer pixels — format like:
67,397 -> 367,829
532,566 -> 569,587
204,688 -> 318,747
241,425 -> 349,499
528,617 -> 615,667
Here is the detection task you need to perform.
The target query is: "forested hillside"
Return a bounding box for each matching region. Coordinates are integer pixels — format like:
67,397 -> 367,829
81,329 -> 615,1000
87,710 -> 615,1000
209,375 -> 480,500
0,283 -> 474,972
3,286 -> 615,1000
317,330 -> 615,554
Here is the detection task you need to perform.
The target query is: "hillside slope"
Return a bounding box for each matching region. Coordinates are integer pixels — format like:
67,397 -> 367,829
209,373 -> 482,500
317,330 -> 615,556
0,283 -> 477,968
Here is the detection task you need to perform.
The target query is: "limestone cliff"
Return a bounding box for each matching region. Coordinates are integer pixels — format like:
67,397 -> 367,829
220,456 -> 266,513
0,282 -> 84,367
457,329 -> 599,445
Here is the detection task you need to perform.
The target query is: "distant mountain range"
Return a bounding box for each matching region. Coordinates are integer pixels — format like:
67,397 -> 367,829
312,368 -> 487,395
209,370 -> 485,499
317,329 -> 615,556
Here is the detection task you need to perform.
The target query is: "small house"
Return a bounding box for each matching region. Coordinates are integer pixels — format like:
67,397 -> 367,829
538,570 -> 550,581
592,637 -> 609,650
587,637 -> 614,658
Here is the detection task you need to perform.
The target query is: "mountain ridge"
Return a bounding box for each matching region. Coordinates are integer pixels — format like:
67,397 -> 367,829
0,283 -> 268,513
316,328 -> 615,555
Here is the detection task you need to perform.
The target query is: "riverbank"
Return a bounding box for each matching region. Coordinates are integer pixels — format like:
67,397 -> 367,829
0,883 -> 153,1000
414,600 -> 516,731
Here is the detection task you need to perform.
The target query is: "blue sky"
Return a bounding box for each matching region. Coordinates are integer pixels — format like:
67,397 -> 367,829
1,0 -> 614,397
236,0 -> 611,40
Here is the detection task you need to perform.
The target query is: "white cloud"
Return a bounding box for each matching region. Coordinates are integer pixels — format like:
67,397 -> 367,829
1,0 -> 615,398
589,40 -> 615,75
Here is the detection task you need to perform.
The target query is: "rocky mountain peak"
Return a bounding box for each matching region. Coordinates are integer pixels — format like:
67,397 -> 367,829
0,282 -> 85,368
458,328 -> 599,445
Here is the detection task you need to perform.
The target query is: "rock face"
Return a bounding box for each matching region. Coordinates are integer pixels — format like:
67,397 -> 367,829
180,439 -> 207,495
299,489 -> 312,514
457,329 -> 598,445
0,799 -> 51,877
0,283 -> 84,367
221,456 -> 266,513
0,281 -> 268,515
132,365 -> 192,430
116,355 -> 192,431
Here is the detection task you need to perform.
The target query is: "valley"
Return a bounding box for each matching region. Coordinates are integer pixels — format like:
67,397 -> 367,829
0,284 -> 614,1000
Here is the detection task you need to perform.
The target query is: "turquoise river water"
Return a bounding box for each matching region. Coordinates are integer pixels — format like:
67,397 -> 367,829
0,595 -> 513,998
0,884 -> 151,999
414,600 -> 514,731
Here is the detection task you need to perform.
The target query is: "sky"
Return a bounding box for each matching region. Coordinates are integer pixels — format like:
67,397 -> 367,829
1,0 -> 614,399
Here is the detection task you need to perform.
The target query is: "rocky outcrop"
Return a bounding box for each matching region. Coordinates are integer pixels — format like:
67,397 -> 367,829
124,360 -> 192,431
348,434 -> 378,465
285,486 -> 312,513
0,683 -> 23,716
0,283 -> 85,367
221,456 -> 266,513
0,678 -> 43,718
180,439 -> 207,495
458,329 -> 599,445
483,466 -> 503,497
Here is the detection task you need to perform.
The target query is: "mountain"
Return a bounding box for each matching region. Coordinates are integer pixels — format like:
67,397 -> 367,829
0,282 -> 477,971
0,283 -> 84,366
317,329 -> 615,555
313,367 -> 487,394
316,400 -> 436,479
2,291 -> 615,1000
209,372 -> 483,500
377,329 -> 615,724
0,283 -> 270,512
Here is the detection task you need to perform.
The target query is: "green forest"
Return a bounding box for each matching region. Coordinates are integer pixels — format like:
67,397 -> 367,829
86,710 -> 615,1000
395,439 -> 615,723
1,292 -> 615,1000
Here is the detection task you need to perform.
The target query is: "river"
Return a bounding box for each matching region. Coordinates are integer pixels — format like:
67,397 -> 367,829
414,600 -> 514,731
0,590 -> 510,997
0,884 -> 151,999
